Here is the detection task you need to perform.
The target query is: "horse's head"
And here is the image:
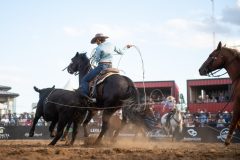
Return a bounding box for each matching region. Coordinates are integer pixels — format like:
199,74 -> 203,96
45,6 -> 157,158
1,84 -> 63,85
67,52 -> 91,78
199,41 -> 227,76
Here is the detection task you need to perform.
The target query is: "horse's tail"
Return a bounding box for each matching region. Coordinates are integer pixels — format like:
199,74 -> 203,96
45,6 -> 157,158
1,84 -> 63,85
123,76 -> 140,105
127,85 -> 140,104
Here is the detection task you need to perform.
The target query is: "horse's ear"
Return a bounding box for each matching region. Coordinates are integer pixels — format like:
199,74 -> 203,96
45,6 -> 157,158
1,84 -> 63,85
76,52 -> 79,56
217,41 -> 222,50
223,44 -> 226,47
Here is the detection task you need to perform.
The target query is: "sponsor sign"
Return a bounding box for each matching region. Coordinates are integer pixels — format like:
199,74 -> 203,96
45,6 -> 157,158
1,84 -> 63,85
0,126 -> 50,140
0,125 -> 240,143
0,127 -> 10,139
217,128 -> 229,142
183,128 -> 201,141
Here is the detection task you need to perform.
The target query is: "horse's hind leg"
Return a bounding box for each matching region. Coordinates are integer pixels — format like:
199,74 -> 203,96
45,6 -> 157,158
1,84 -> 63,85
95,109 -> 117,144
111,112 -> 127,143
225,104 -> 240,146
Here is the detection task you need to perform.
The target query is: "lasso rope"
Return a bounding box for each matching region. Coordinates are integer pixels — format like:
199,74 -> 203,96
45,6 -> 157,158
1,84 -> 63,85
116,45 -> 147,107
132,45 -> 147,107
44,88 -> 147,110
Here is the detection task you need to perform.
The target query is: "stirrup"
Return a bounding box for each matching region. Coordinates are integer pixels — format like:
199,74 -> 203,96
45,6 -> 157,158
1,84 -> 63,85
88,98 -> 96,103
83,95 -> 96,103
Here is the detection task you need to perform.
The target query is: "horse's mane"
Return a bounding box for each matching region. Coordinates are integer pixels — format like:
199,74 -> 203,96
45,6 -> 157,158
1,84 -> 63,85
78,52 -> 89,62
223,47 -> 240,59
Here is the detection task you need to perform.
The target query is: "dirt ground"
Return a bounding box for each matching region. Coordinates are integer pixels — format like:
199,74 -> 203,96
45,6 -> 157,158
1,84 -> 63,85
0,137 -> 239,160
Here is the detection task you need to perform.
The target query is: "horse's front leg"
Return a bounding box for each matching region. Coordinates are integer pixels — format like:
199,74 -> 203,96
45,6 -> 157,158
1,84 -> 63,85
95,109 -> 116,144
61,121 -> 72,141
225,103 -> 240,146
83,110 -> 96,137
171,126 -> 176,142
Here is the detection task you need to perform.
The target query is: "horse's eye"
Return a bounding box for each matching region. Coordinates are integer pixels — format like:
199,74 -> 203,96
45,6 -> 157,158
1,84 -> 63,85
211,56 -> 217,60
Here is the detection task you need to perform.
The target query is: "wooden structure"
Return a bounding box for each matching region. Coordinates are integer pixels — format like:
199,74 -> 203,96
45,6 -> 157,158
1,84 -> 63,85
187,78 -> 232,113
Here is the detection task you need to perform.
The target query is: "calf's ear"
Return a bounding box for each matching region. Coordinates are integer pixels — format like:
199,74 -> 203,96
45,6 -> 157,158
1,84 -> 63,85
33,86 -> 40,92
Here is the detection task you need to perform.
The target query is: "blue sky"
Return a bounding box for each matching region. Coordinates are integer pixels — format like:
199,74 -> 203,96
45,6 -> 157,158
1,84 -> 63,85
1,0 -> 240,113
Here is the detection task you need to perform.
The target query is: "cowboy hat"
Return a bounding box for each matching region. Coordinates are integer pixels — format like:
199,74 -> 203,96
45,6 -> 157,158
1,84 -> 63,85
166,96 -> 175,101
90,33 -> 109,44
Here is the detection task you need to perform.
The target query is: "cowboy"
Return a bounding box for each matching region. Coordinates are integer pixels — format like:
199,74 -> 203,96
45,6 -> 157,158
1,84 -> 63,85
80,33 -> 133,102
162,96 -> 177,127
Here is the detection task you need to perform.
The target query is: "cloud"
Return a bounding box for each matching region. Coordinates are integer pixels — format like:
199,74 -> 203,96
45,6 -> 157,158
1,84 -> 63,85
62,14 -> 237,51
89,24 -> 134,41
221,1 -> 240,25
63,27 -> 85,37
147,19 -> 213,49
0,66 -> 32,86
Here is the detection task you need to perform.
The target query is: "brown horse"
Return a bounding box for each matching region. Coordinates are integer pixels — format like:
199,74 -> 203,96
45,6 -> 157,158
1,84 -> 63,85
199,41 -> 240,146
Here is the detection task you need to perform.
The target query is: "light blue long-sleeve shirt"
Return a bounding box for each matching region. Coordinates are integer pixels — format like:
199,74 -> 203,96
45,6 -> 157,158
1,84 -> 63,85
92,41 -> 126,64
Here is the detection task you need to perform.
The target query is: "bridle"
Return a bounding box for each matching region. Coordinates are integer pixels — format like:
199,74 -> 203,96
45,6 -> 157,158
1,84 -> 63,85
208,47 -> 240,81
205,48 -> 227,77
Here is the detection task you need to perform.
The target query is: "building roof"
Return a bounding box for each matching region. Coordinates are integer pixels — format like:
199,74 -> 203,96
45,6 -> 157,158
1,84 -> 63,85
0,85 -> 11,91
0,90 -> 19,97
187,78 -> 231,86
134,80 -> 176,88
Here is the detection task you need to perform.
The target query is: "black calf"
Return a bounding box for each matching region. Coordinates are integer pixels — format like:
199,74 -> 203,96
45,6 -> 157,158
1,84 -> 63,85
29,86 -> 88,146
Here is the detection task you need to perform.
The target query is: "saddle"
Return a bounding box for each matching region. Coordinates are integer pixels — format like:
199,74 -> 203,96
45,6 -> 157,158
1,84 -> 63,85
89,68 -> 120,97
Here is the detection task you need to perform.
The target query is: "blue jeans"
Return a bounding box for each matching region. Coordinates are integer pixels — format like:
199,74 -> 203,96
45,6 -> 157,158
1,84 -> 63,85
80,63 -> 111,96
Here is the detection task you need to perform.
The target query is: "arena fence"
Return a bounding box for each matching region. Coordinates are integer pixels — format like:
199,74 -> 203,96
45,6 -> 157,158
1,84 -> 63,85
0,125 -> 239,143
